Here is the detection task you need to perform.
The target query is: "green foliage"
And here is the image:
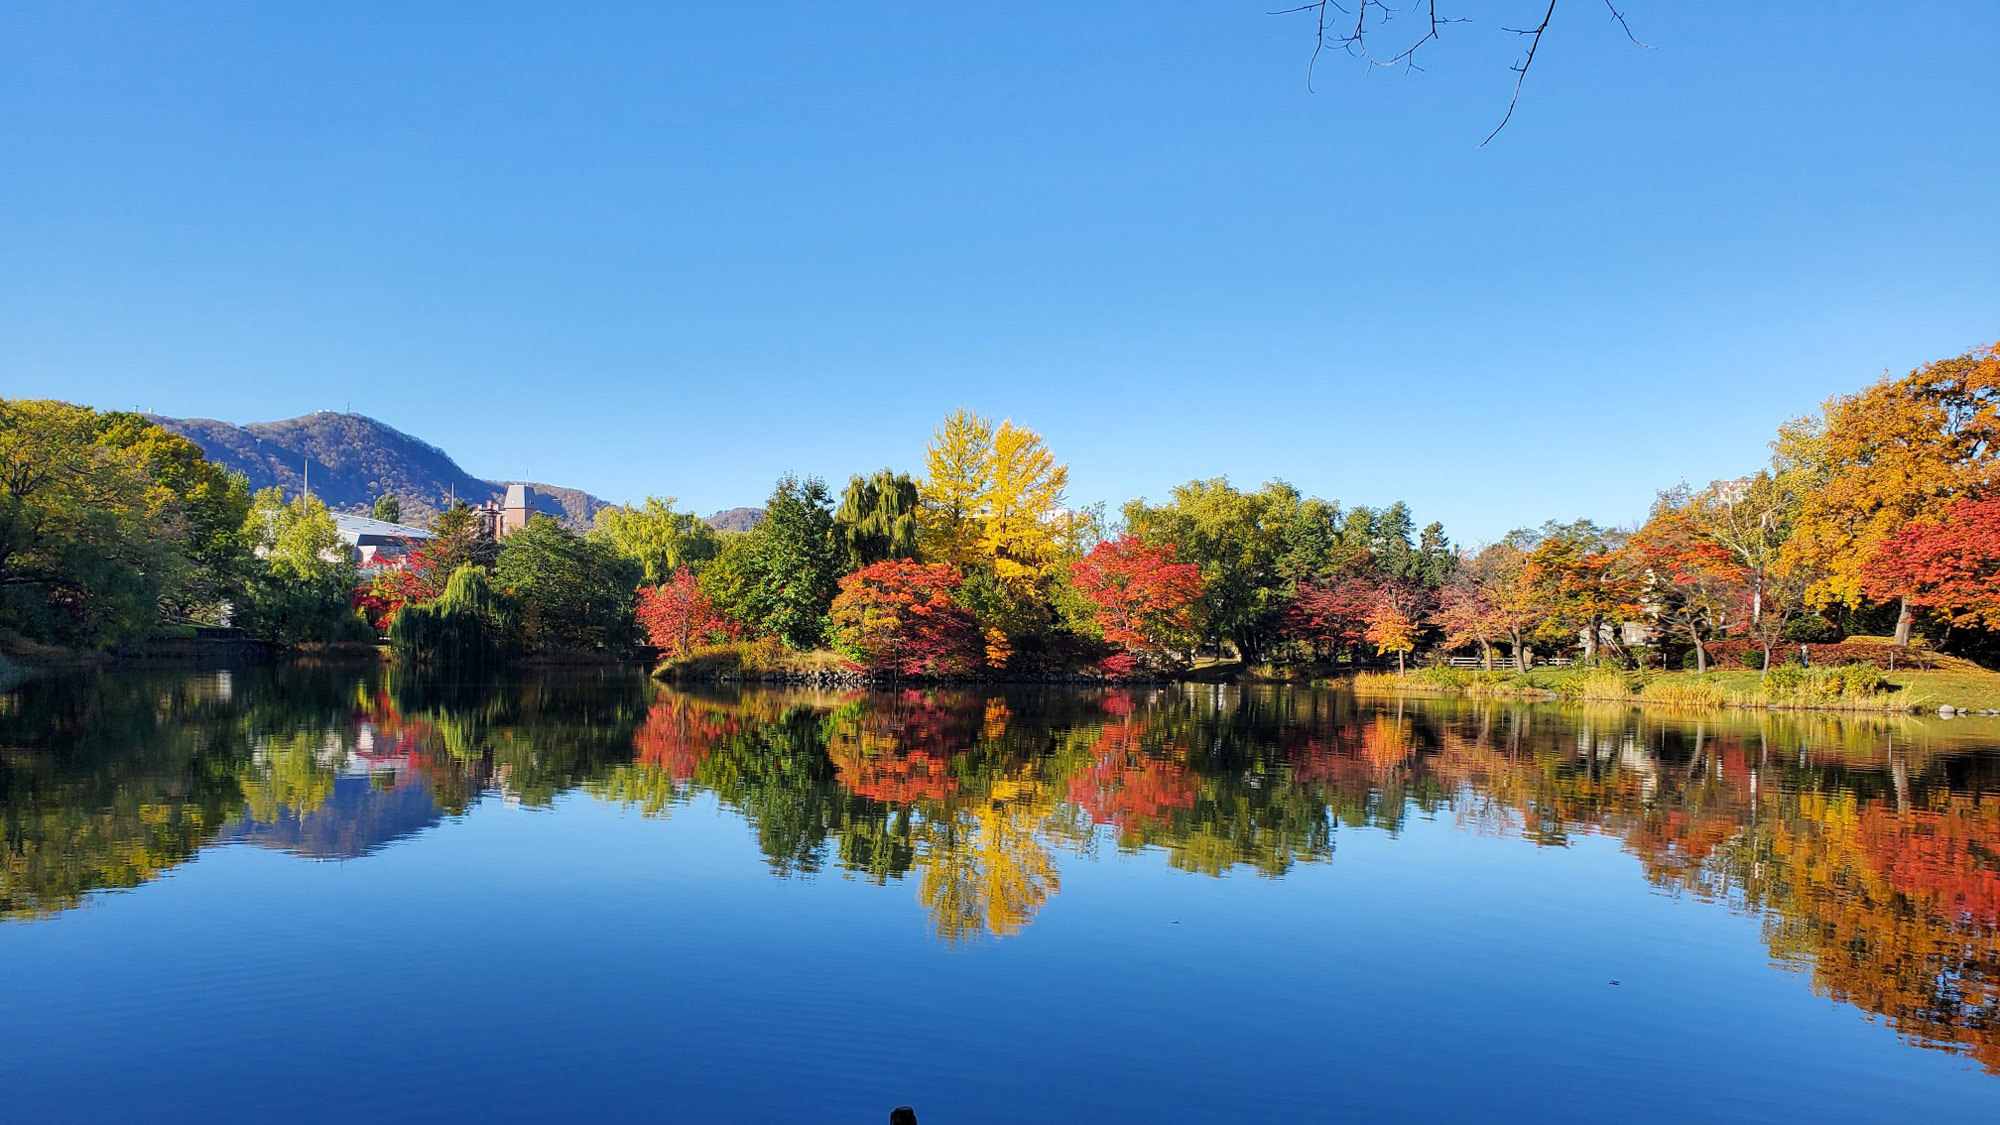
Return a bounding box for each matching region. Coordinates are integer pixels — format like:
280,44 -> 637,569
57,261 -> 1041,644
1761,662 -> 1890,703
389,564 -> 509,668
742,475 -> 843,650
494,516 -> 640,653
0,400 -> 250,645
372,494 -> 402,523
590,496 -> 720,584
428,501 -> 499,573
237,489 -> 372,645
1123,478 -> 1300,663
834,470 -> 921,570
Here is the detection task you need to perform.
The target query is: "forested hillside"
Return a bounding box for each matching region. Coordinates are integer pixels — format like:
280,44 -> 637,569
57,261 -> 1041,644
151,410 -> 608,528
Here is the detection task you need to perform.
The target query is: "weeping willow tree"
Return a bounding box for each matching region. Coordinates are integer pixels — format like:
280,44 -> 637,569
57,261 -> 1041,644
834,469 -> 921,570
389,564 -> 508,670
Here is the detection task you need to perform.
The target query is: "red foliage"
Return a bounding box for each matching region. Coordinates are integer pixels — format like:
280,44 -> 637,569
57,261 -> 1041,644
1070,535 -> 1203,664
631,697 -> 737,782
1096,651 -> 1139,679
636,567 -> 738,657
830,560 -> 982,676
1285,577 -> 1380,660
1066,714 -> 1197,835
1862,496 -> 2000,629
358,540 -> 453,628
1857,798 -> 2000,927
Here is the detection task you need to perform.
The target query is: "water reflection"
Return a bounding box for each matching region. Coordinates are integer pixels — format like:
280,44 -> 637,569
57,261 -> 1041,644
4,668 -> 2000,1071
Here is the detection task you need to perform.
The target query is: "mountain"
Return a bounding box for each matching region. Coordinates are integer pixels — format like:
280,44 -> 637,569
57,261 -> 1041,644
149,411 -> 611,529
705,507 -> 766,533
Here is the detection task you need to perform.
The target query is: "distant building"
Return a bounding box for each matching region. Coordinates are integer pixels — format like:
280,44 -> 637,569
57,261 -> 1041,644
331,512 -> 434,574
501,484 -> 534,535
470,483 -> 540,540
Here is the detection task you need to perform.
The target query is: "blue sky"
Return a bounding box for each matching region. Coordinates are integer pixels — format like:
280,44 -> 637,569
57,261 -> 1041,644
4,2 -> 1995,543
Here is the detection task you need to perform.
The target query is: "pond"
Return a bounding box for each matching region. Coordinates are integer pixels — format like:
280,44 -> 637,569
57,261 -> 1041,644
4,666 -> 1999,1122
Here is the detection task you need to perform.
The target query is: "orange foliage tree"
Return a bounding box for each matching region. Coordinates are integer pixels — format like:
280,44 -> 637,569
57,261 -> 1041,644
830,560 -> 983,676
1779,342 -> 2000,644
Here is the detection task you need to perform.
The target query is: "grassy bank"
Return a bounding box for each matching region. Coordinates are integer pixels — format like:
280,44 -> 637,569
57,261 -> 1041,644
1347,664 -> 2000,714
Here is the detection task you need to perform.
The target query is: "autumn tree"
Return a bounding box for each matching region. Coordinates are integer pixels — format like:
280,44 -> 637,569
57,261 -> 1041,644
1436,542 -> 1544,672
1862,496 -> 2000,631
590,496 -> 720,584
1779,343 -> 2000,645
980,420 -> 1071,590
830,560 -> 982,676
1068,534 -> 1204,667
919,409 -> 994,570
834,470 -> 921,570
1633,493 -> 1751,673
359,538 -> 455,628
1285,576 -> 1379,664
1364,596 -> 1418,674
918,410 -> 1073,589
1522,520 -> 1640,663
636,565 -> 738,657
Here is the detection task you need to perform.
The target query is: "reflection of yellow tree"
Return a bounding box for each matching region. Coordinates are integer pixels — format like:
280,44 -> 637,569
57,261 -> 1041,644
238,731 -> 343,823
915,775 -> 1063,942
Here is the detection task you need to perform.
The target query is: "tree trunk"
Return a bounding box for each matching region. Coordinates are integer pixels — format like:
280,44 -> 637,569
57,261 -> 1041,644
1582,617 -> 1598,662
1894,596 -> 1913,647
1480,640 -> 1493,672
1690,628 -> 1708,674
1761,641 -> 1773,673
1396,650 -> 1405,675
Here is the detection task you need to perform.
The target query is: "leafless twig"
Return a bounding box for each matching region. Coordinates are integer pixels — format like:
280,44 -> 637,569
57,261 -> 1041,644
1479,0 -> 1557,147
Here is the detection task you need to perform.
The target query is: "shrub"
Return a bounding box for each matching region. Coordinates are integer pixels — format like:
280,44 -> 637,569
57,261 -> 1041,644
1759,662 -> 1889,703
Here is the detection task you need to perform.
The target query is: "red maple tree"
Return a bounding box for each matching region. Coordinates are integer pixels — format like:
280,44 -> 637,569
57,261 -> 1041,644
636,566 -> 738,657
829,560 -> 982,676
357,539 -> 453,628
1284,576 -> 1380,662
1069,535 -> 1202,666
1862,495 -> 2000,630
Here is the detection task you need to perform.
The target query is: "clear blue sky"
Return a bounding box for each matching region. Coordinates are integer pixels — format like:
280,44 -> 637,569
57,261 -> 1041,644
4,2 -> 1995,543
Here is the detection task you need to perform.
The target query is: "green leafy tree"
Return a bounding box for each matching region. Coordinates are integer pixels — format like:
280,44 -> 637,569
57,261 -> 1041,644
389,563 -> 510,668
590,496 -> 720,584
744,476 -> 842,650
1123,478 -> 1301,662
494,515 -> 640,653
834,470 -> 922,570
428,501 -> 499,573
238,489 -> 372,644
372,494 -> 402,523
0,400 -> 243,644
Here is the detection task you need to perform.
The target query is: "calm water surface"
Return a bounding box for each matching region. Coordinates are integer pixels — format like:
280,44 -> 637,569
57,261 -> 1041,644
4,667 -> 2000,1122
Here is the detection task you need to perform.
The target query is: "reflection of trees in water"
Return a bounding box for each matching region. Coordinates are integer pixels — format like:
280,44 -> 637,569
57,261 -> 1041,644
8,671 -> 2000,1071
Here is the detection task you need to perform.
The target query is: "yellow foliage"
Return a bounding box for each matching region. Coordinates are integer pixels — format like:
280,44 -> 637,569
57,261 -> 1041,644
919,410 -> 1071,591
1779,343 -> 2000,610
919,409 -> 992,569
979,420 -> 1070,590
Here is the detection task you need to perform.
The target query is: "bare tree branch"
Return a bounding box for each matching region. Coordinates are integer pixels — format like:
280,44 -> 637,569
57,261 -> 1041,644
1480,0 -> 1557,147
1273,1 -> 1646,144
